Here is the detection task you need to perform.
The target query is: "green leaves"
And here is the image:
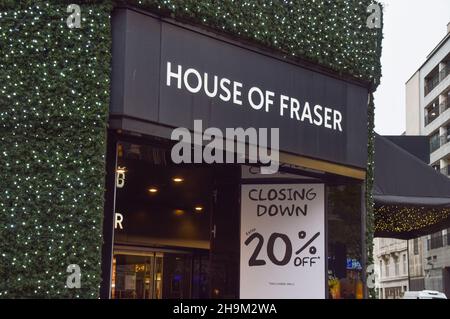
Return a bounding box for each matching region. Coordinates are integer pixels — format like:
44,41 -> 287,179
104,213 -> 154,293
0,3 -> 111,298
124,0 -> 382,85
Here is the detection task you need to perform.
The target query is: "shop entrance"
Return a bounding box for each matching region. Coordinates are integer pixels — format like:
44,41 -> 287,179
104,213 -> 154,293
109,140 -> 240,299
111,250 -> 209,299
105,137 -> 364,299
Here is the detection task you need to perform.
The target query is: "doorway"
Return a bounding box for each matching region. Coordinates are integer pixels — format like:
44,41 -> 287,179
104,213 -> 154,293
109,140 -> 240,299
112,252 -> 162,299
111,250 -> 209,299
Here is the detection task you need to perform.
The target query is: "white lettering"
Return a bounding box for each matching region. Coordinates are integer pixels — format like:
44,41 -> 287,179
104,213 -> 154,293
166,62 -> 182,88
164,62 -> 345,132
219,78 -> 231,102
115,213 -> 123,230
265,90 -> 275,112
313,105 -> 323,126
204,73 -> 218,97
334,110 -> 343,132
290,98 -> 300,120
324,107 -> 332,129
248,87 -> 264,110
233,81 -> 243,105
301,102 -> 313,124
184,68 -> 202,93
280,95 -> 289,116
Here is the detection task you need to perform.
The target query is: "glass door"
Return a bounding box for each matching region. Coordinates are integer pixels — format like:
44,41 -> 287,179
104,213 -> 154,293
112,253 -> 159,299
111,250 -> 207,299
161,253 -> 192,299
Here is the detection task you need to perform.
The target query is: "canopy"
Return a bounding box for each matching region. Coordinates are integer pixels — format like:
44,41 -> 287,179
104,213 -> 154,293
374,135 -> 450,239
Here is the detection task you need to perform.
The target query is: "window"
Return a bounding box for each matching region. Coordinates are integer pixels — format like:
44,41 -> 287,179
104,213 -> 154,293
413,238 -> 419,255
440,59 -> 450,81
403,254 -> 407,275
379,260 -> 383,277
442,90 -> 450,113
385,259 -> 390,277
327,184 -> 364,299
430,132 -> 440,153
425,67 -> 440,95
385,287 -> 402,299
442,124 -> 450,148
429,231 -> 444,250
425,99 -> 439,125
395,258 -> 399,276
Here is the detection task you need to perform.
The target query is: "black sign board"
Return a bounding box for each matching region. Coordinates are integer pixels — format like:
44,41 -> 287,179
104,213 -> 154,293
111,8 -> 369,169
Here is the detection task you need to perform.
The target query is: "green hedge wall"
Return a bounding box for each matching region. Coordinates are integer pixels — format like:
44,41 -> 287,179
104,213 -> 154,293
125,0 -> 382,85
2,0 -> 383,85
0,1 -> 382,298
0,2 -> 111,298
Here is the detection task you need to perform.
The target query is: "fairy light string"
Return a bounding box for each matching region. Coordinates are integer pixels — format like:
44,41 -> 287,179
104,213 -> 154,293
0,0 -> 383,298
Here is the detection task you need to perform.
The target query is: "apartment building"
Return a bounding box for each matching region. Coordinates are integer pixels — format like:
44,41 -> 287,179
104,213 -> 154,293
405,22 -> 450,297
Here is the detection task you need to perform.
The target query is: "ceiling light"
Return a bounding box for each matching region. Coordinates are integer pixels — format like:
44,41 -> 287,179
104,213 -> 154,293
195,206 -> 203,212
172,177 -> 184,183
174,209 -> 185,216
148,187 -> 158,193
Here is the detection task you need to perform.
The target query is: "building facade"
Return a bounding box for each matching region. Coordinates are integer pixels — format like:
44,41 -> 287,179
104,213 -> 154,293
408,237 -> 426,291
374,238 -> 409,299
0,1 -> 388,299
103,7 -> 375,299
405,22 -> 450,297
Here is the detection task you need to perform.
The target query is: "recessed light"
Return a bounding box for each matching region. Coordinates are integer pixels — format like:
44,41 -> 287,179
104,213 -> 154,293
195,206 -> 203,212
172,177 -> 184,183
174,209 -> 185,216
148,187 -> 158,193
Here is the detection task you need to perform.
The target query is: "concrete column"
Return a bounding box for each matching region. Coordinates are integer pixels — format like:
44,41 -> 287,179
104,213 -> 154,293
439,126 -> 446,139
439,158 -> 447,171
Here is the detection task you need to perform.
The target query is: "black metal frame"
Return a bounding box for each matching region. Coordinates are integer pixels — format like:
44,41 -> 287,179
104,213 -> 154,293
100,132 -> 119,299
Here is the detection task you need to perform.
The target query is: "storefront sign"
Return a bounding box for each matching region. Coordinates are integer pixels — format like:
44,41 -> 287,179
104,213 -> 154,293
166,62 -> 343,131
240,184 -> 325,299
111,9 -> 369,169
114,212 -> 124,230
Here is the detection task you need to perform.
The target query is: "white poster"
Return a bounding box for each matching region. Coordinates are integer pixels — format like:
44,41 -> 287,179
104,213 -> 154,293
240,184 -> 325,299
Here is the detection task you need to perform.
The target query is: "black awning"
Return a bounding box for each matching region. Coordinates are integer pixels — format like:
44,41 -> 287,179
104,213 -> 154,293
374,135 -> 450,239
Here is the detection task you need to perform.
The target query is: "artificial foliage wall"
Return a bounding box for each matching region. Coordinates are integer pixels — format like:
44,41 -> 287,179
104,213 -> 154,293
124,0 -> 382,85
0,0 -> 382,298
0,2 -> 111,297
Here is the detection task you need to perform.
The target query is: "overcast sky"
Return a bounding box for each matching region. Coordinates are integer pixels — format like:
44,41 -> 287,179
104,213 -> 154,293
374,0 -> 450,135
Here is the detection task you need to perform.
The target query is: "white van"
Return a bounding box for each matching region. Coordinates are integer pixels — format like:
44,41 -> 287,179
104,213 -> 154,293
403,290 -> 447,299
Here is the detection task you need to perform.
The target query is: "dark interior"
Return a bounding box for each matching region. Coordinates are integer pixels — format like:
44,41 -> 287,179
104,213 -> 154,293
114,142 -> 214,244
